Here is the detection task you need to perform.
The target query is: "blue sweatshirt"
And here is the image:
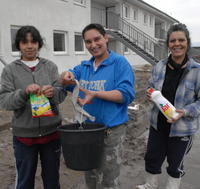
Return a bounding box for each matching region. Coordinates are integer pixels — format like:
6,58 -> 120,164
68,51 -> 135,127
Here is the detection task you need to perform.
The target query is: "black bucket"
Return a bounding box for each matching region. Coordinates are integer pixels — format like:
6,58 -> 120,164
58,123 -> 106,171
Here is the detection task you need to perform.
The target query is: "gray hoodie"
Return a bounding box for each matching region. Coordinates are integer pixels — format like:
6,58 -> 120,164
0,58 -> 66,137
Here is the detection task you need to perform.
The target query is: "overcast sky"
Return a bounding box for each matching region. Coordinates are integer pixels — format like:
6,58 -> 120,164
144,0 -> 200,45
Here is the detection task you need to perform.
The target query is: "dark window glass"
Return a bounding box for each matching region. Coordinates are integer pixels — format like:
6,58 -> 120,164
75,34 -> 83,51
11,27 -> 20,52
54,32 -> 65,51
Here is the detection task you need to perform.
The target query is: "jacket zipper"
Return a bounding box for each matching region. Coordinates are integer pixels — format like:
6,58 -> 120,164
32,71 -> 42,137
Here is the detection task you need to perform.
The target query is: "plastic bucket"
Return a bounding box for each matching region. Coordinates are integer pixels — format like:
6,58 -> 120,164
58,123 -> 106,171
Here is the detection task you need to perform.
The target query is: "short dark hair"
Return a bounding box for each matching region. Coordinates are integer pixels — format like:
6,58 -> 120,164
15,25 -> 43,50
82,23 -> 106,39
166,23 -> 191,51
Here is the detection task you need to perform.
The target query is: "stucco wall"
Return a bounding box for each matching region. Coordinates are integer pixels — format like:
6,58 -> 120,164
0,0 -> 176,74
0,0 -> 91,73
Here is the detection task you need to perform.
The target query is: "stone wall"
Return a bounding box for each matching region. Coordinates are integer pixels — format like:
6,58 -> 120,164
134,66 -> 151,104
125,65 -> 152,142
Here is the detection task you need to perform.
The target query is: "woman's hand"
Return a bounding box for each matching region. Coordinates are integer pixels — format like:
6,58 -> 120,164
77,88 -> 96,106
25,84 -> 41,95
146,88 -> 152,101
167,109 -> 185,123
59,71 -> 76,86
41,85 -> 54,98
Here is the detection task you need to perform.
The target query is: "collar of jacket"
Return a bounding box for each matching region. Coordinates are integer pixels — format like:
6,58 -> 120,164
161,56 -> 200,72
15,58 -> 47,72
82,50 -> 115,67
168,54 -> 188,70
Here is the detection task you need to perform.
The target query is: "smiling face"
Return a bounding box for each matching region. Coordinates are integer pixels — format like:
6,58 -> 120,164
19,33 -> 39,61
83,29 -> 109,61
168,31 -> 188,62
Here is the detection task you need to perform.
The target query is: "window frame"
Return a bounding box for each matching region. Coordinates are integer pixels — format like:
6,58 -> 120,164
133,8 -> 138,22
143,12 -> 148,25
10,25 -> 21,56
74,32 -> 85,54
149,15 -> 153,27
74,0 -> 86,7
53,30 -> 68,55
123,4 -> 130,19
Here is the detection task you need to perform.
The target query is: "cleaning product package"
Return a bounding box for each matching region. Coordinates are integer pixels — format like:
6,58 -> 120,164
30,94 -> 54,118
147,88 -> 179,120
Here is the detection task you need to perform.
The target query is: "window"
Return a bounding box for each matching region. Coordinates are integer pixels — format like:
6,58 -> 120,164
53,31 -> 67,53
123,5 -> 130,18
124,45 -> 129,53
10,26 -> 21,52
75,33 -> 84,52
74,0 -> 86,5
133,9 -> 138,21
149,15 -> 153,27
144,13 -> 148,25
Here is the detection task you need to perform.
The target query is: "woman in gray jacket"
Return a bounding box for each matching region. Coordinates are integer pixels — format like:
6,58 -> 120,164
0,26 -> 66,189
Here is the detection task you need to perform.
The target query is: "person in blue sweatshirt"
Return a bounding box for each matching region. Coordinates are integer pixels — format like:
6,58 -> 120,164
60,23 -> 135,189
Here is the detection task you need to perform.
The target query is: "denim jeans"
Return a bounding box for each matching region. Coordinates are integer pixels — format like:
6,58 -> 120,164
13,136 -> 61,189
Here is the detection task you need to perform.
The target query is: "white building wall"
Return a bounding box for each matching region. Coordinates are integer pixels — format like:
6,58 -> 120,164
122,2 -> 155,38
0,0 -> 176,74
0,0 -> 91,73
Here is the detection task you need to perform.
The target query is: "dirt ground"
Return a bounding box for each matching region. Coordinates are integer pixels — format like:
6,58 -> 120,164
1,67 -> 198,188
0,93 -> 148,189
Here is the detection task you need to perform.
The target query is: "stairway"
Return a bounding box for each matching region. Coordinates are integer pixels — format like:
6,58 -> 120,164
106,29 -> 159,65
105,11 -> 167,65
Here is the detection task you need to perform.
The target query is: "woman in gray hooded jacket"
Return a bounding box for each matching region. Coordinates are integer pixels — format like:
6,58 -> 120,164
0,25 -> 66,189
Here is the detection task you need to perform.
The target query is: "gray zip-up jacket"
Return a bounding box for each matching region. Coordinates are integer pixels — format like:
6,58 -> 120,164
0,58 -> 66,137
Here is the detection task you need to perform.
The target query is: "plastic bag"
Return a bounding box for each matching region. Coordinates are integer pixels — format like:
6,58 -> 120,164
30,94 -> 54,118
71,80 -> 95,124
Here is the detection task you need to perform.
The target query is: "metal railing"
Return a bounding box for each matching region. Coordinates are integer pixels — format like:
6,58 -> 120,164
105,11 -> 167,61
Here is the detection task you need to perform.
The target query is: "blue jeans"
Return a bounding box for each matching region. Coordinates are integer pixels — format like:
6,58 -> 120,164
13,136 -> 61,189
